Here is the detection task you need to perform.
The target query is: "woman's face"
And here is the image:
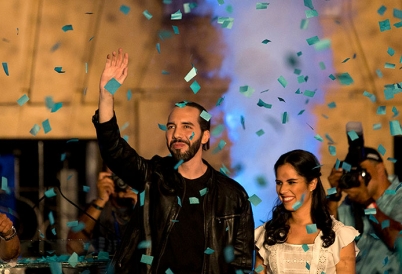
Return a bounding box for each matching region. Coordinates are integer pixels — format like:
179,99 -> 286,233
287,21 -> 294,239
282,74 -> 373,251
275,163 -> 317,212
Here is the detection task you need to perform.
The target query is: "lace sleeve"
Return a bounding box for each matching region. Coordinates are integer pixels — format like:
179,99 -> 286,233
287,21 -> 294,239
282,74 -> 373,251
255,225 -> 269,265
331,219 -> 360,265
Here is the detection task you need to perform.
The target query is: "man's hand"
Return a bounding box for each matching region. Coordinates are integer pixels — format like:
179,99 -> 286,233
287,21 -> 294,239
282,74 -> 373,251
116,188 -> 138,205
328,168 -> 343,188
0,213 -> 14,236
343,176 -> 371,205
96,171 -> 115,206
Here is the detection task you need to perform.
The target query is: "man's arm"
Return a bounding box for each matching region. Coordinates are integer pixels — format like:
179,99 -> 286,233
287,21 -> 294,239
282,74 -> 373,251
327,167 -> 344,219
98,48 -> 128,123
0,213 -> 20,261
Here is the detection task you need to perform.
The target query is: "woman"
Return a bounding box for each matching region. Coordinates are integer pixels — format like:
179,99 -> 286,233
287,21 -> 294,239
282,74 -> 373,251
255,150 -> 359,273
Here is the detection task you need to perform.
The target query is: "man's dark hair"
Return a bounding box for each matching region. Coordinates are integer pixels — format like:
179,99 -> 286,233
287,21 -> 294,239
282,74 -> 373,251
175,101 -> 210,151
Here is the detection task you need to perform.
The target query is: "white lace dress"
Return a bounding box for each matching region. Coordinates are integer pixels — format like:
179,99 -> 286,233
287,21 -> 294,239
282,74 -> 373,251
254,218 -> 359,274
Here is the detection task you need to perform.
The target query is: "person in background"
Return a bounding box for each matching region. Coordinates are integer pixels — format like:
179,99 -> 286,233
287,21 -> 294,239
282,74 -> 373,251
255,149 -> 358,274
327,147 -> 402,273
0,213 -> 20,261
66,169 -> 137,255
92,48 -> 254,273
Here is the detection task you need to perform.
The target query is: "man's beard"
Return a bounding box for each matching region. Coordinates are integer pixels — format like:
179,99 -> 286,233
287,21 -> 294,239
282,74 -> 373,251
168,136 -> 202,162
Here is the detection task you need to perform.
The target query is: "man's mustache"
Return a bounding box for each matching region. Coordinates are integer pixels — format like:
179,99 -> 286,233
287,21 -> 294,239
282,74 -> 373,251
170,139 -> 190,147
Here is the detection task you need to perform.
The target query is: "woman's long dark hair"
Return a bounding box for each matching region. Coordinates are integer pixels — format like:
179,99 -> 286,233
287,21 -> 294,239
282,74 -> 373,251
263,149 -> 335,248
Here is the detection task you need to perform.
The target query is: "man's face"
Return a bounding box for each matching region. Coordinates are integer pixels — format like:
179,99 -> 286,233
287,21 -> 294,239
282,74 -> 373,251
165,106 -> 208,162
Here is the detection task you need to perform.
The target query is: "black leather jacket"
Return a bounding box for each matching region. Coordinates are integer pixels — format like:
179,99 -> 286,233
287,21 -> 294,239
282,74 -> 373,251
93,112 -> 254,273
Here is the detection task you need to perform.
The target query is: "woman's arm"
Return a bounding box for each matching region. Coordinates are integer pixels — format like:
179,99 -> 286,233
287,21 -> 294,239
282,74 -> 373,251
254,251 -> 267,273
335,241 -> 356,273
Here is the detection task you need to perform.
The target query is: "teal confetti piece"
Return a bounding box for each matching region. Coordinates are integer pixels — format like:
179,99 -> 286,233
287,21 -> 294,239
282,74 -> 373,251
174,159 -> 184,170
305,9 -> 318,18
239,85 -> 255,97
104,78 -> 121,94
190,80 -> 201,94
255,265 -> 264,272
390,120 -> 402,136
189,197 -> 199,204
278,76 -> 287,87
248,194 -> 262,206
143,10 -> 153,20
256,176 -> 267,187
216,96 -> 224,106
394,8 -> 402,18
304,90 -> 315,97
51,102 -> 63,113
199,187 -> 208,196
314,134 -> 323,142
335,159 -> 341,169
297,51 -> 302,56
292,201 -> 302,210
387,157 -> 397,163
217,17 -> 234,29
262,39 -> 271,44
325,133 -> 335,143
395,21 -> 402,28
387,47 -> 395,56
294,68 -> 302,75
83,185 -> 90,192
379,19 -> 391,32
282,112 -> 288,124
183,3 -> 191,13
329,74 -> 336,80
302,244 -> 309,252
204,247 -> 215,255
384,88 -> 394,100
319,62 -> 326,70
385,63 -> 395,69
306,223 -> 317,234
166,268 -> 174,274
138,240 -> 152,249
175,101 -> 188,108
61,152 -> 66,161
140,190 -> 145,206
327,187 -> 337,195
217,139 -> 226,150
220,164 -> 230,176
385,189 -> 396,195
342,161 -> 351,172
98,251 -> 109,260
156,43 -> 161,54
378,5 -> 387,15
241,115 -> 245,129
257,99 -> 272,108
172,25 -> 179,34
120,5 -> 130,14
329,145 -> 336,156
211,124 -> 224,136
378,144 -> 386,156
189,131 -> 195,140
62,25 -> 73,32
363,90 -> 376,102
306,36 -> 319,45
377,106 -> 386,115
376,69 -> 383,78
140,254 -> 154,265
337,72 -> 354,85
256,2 -> 269,9
297,75 -> 305,83
304,0 -> 314,10
42,119 -> 52,134
327,102 -> 336,108
67,138 -> 79,143
49,262 -> 62,274
381,220 -> 390,229
184,67 -> 197,82
200,110 -> 211,121
51,227 -> 56,235
158,124 -> 167,132
171,10 -> 182,20
30,124 -> 41,136
300,19 -> 309,29
120,121 -> 129,131
67,220 -> 78,227
364,208 -> 377,215
342,57 -> 350,63
298,110 -> 305,115
392,106 -> 399,117
1,177 -> 7,191
54,67 -> 65,73
161,70 -> 170,75
314,39 -> 331,51
2,62 -> 9,76
17,94 -> 29,106
347,130 -> 359,141
306,262 -> 311,270
89,36 -> 94,41
71,222 -> 86,232
256,129 -> 264,136
224,245 -> 234,263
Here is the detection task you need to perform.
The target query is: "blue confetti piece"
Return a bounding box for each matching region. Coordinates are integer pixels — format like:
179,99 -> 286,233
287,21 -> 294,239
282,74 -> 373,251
189,197 -> 199,204
282,112 -> 288,124
51,102 -> 63,113
347,130 -> 359,141
171,10 -> 182,20
211,124 -> 225,136
239,85 -> 255,97
306,262 -> 311,270
2,62 -> 9,76
67,220 -> 78,228
189,131 -> 195,140
378,144 -> 386,156
30,124 -> 41,136
42,119 -> 52,134
120,5 -> 130,14
200,110 -> 211,122
190,80 -> 201,94
248,194 -> 262,206
104,78 -> 121,95
177,196 -> 182,207
327,187 -> 337,195
172,25 -> 179,34
304,90 -> 316,97
378,5 -> 387,15
255,265 -> 264,272
158,123 -> 167,131
45,188 -> 57,198
72,222 -> 86,232
383,256 -> 389,266
174,159 -> 184,170
54,67 -> 65,73
140,254 -> 154,265
278,76 -> 287,88
49,262 -> 62,274
49,211 -> 55,225
256,129 -> 265,136
17,94 -> 29,106
51,227 -> 57,235
62,25 -> 73,32
256,3 -> 269,9
306,224 -> 317,234
257,99 -> 272,108
292,201 -> 302,210
83,185 -> 90,192
306,36 -> 319,45
175,101 -> 188,108
382,220 -> 390,229
224,245 -> 234,263
127,89 -> 132,100
204,247 -> 215,254
364,208 -> 377,215
305,9 -> 318,18
140,190 -> 145,206
199,188 -> 208,196
143,10 -> 153,20
328,145 -> 336,156
390,120 -> 402,136
379,19 -> 391,32
156,43 -> 161,54
166,268 -> 174,274
327,102 -> 336,108
314,134 -> 323,142
98,251 -> 109,260
137,240 -> 151,249
341,161 -> 351,172
302,244 -> 309,252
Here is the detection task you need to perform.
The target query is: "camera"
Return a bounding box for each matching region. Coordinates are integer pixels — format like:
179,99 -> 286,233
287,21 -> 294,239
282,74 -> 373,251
338,122 -> 371,189
111,173 -> 128,192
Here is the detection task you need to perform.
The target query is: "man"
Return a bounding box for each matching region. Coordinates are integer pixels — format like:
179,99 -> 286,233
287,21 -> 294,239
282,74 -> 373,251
327,147 -> 402,273
92,49 -> 254,273
0,213 -> 20,261
66,169 -> 137,255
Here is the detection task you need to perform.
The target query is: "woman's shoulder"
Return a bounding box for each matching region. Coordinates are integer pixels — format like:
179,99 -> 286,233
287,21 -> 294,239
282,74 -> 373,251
330,216 -> 360,246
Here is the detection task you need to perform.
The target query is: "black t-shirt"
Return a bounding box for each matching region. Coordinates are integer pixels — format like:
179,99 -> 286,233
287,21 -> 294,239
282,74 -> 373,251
158,166 -> 211,274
